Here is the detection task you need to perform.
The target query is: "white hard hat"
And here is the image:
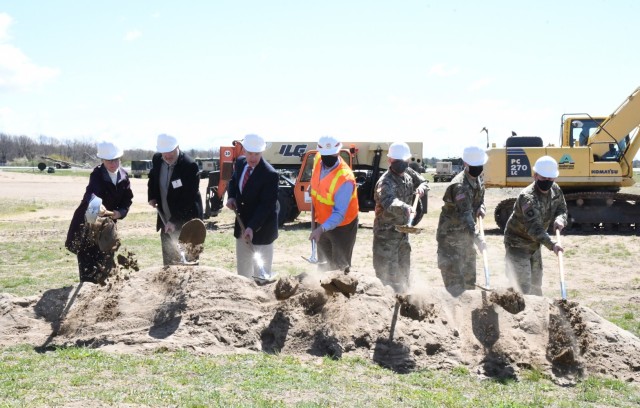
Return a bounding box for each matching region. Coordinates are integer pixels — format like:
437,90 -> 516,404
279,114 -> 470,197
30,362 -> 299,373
156,134 -> 179,153
242,134 -> 266,153
387,142 -> 412,161
462,146 -> 488,166
96,141 -> 123,160
317,135 -> 342,155
533,155 -> 559,178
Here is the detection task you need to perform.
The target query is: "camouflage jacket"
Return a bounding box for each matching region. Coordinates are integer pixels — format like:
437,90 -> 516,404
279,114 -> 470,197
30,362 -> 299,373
374,167 -> 429,234
503,182 -> 568,251
436,171 -> 485,240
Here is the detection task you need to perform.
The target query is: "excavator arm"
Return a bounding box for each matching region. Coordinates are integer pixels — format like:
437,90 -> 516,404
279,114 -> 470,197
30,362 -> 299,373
588,86 -> 640,171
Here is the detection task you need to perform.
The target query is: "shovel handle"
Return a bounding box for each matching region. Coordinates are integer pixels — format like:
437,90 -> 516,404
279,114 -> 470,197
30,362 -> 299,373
478,216 -> 490,289
310,200 -> 317,231
555,229 -> 567,300
156,208 -> 167,225
407,193 -> 420,226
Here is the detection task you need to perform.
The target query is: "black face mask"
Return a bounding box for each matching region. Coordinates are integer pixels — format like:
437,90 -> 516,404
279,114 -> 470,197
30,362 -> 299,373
468,165 -> 483,178
390,160 -> 409,174
536,179 -> 554,192
321,155 -> 338,168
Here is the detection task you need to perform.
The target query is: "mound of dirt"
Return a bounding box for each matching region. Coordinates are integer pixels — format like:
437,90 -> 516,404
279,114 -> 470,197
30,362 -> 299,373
1,266 -> 639,383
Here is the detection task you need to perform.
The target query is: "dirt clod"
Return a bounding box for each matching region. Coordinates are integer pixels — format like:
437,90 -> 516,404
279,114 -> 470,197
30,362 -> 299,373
320,273 -> 358,297
397,294 -> 438,322
117,250 -> 139,272
489,288 -> 525,314
275,276 -> 299,300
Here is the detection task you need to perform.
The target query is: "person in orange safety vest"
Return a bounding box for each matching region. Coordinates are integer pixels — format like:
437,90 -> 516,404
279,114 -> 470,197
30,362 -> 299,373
308,135 -> 359,273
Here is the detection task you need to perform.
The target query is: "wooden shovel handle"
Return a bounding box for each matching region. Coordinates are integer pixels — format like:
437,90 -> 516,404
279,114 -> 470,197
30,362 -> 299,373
556,229 -> 567,299
411,193 -> 420,213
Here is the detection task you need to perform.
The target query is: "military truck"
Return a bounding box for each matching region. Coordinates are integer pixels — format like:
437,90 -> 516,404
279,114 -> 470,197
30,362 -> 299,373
131,160 -> 152,178
195,158 -> 219,179
433,157 -> 463,182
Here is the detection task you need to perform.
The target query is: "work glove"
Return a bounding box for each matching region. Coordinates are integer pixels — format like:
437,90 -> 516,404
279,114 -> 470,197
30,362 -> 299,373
476,206 -> 486,218
309,225 -> 324,242
554,220 -> 565,232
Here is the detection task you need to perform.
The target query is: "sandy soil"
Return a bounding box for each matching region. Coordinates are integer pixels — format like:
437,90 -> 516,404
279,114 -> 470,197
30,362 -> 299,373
1,171 -> 639,384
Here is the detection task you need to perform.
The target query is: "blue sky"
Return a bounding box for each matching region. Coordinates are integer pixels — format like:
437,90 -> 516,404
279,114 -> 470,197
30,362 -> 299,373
1,1 -> 638,158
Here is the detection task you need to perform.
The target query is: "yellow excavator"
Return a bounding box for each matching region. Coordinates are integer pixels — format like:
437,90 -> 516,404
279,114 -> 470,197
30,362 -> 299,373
484,86 -> 640,233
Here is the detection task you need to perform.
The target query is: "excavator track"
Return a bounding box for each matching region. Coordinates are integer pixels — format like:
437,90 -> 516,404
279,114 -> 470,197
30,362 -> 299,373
494,192 -> 640,234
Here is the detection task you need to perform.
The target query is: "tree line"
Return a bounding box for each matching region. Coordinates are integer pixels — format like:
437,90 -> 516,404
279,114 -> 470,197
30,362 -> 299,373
2,132 -> 640,169
0,133 -> 219,167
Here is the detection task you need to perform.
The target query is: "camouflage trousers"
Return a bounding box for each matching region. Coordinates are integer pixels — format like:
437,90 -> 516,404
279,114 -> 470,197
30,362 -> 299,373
373,232 -> 411,293
504,244 -> 543,296
437,232 -> 476,295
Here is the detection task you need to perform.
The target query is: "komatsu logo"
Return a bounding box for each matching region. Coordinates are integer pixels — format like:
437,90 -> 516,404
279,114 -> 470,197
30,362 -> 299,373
558,154 -> 574,170
591,169 -> 619,174
559,154 -> 574,165
279,144 -> 308,157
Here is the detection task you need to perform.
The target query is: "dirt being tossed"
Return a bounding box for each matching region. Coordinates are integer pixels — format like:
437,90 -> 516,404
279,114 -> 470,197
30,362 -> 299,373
1,266 -> 639,383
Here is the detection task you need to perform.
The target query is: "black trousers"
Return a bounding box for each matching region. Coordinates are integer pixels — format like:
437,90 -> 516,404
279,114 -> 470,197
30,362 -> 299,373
317,216 -> 358,273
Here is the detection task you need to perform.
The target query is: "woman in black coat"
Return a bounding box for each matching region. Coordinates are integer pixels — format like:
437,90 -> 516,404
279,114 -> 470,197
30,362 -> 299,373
65,142 -> 133,284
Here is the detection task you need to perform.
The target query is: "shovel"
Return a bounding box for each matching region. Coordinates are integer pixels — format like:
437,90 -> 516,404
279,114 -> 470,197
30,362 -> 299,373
395,193 -> 423,234
301,202 -> 326,265
234,209 -> 277,284
85,195 -> 105,224
556,229 -> 567,300
156,208 -> 197,265
476,216 -> 491,291
178,218 -> 206,264
301,239 -> 322,264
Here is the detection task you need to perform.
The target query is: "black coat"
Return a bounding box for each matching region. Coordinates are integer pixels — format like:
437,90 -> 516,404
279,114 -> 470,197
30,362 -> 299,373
228,156 -> 279,245
147,151 -> 203,231
65,165 -> 134,254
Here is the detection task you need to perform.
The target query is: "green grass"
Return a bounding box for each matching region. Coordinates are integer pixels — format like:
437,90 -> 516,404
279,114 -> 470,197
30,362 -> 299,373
0,199 -> 45,217
2,195 -> 640,406
607,303 -> 640,337
2,346 -> 638,407
0,168 -> 91,177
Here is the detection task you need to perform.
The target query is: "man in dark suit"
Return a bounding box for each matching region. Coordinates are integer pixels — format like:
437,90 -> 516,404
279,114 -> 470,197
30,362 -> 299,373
225,134 -> 279,283
148,134 -> 203,265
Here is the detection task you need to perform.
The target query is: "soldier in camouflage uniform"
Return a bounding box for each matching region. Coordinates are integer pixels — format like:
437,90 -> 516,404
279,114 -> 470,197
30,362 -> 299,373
436,146 -> 488,296
373,142 -> 429,293
504,155 -> 566,295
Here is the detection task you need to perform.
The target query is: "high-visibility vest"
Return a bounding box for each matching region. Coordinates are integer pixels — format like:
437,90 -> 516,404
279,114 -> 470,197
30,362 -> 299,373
310,155 -> 359,226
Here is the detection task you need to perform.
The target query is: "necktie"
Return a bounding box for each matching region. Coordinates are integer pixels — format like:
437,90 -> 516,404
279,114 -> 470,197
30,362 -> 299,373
242,166 -> 252,191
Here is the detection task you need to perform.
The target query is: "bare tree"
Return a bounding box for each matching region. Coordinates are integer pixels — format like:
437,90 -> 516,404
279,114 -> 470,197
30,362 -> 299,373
0,133 -> 13,164
16,135 -> 36,161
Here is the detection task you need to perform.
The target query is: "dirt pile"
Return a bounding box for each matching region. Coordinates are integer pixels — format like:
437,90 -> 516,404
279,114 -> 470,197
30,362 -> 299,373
1,266 -> 639,383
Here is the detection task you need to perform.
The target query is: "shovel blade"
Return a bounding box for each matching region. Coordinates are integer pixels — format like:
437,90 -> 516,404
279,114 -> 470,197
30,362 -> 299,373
475,283 -> 492,291
85,195 -> 102,224
301,255 -> 319,264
